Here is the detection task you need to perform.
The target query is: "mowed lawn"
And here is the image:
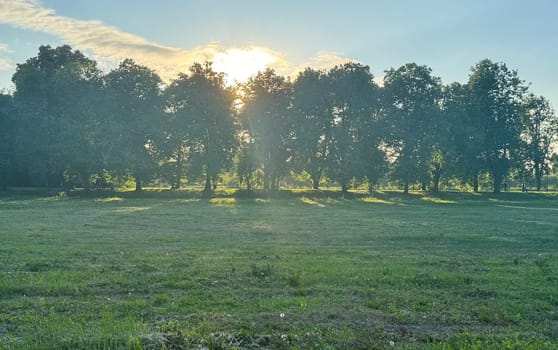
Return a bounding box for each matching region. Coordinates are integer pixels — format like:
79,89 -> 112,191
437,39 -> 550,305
1,191 -> 558,349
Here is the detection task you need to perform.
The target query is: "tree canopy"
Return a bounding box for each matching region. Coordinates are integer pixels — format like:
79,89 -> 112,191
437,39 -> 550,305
1,45 -> 556,193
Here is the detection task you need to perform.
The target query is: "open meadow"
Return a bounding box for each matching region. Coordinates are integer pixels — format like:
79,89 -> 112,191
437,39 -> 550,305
1,190 -> 558,349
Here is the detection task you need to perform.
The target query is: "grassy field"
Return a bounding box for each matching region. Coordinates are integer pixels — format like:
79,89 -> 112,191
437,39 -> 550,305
1,190 -> 558,349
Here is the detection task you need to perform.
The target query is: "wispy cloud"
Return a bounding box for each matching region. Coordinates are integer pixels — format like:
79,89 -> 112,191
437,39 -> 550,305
0,59 -> 11,71
0,0 -> 223,79
306,51 -> 356,70
290,51 -> 355,77
0,0 -> 355,81
0,43 -> 13,70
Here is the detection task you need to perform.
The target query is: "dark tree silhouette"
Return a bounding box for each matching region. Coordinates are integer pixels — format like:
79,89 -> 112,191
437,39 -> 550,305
383,63 -> 442,193
164,62 -> 238,192
236,140 -> 259,191
521,95 -> 557,191
1,45 -> 556,194
242,69 -> 294,191
11,45 -> 102,188
442,83 -> 484,192
325,63 -> 382,192
103,59 -> 163,191
0,94 -> 14,190
468,59 -> 527,193
292,68 -> 332,190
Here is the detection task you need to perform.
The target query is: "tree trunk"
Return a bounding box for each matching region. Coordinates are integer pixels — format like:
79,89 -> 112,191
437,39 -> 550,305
135,178 -> 142,192
263,154 -> 272,191
421,182 -> 427,191
493,176 -> 502,193
263,168 -> 270,191
432,164 -> 442,193
535,163 -> 543,191
204,173 -> 212,192
432,178 -> 439,193
311,169 -> 321,190
174,157 -> 182,189
473,175 -> 479,193
82,172 -> 91,191
403,180 -> 409,194
312,174 -> 320,190
246,176 -> 252,191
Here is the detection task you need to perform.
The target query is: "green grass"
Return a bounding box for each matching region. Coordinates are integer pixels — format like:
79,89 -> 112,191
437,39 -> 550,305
1,190 -> 558,349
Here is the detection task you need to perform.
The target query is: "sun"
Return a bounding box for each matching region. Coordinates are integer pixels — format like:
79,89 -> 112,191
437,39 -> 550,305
212,47 -> 280,86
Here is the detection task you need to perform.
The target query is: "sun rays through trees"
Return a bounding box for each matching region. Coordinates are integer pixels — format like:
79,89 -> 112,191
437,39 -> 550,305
1,45 -> 557,193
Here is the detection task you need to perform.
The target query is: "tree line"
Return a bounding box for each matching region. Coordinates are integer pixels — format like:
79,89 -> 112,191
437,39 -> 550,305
0,45 -> 557,193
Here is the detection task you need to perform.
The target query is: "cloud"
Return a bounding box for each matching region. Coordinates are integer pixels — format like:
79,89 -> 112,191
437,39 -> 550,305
306,51 -> 356,70
0,43 -> 13,70
289,51 -> 354,77
0,0 -> 357,82
0,0 -> 293,80
0,59 -> 11,71
0,0 -> 222,79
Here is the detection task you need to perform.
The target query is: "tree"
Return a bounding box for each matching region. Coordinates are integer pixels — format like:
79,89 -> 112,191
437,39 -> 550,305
325,63 -> 382,192
383,63 -> 442,193
361,90 -> 387,193
468,59 -> 527,193
164,62 -> 238,191
0,94 -> 14,190
242,69 -> 293,191
292,68 -> 333,189
521,95 -> 557,191
11,45 -> 102,188
236,140 -> 259,191
103,59 -> 163,191
442,82 -> 485,192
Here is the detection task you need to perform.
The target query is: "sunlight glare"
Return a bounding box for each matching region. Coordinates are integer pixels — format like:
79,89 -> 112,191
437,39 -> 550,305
212,47 -> 278,86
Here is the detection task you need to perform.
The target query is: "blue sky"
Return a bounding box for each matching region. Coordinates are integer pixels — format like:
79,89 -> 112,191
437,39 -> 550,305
0,0 -> 557,107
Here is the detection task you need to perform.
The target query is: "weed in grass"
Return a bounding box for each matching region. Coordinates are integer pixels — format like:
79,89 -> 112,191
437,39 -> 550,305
128,337 -> 143,350
250,262 -> 274,279
158,321 -> 186,349
365,298 -> 383,310
412,272 -> 440,288
411,298 -> 431,312
474,306 -> 512,326
381,267 -> 392,276
534,254 -> 554,274
153,293 -> 170,307
286,271 -> 301,287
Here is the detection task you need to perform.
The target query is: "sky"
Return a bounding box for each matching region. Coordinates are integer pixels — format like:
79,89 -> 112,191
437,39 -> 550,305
0,0 -> 557,107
